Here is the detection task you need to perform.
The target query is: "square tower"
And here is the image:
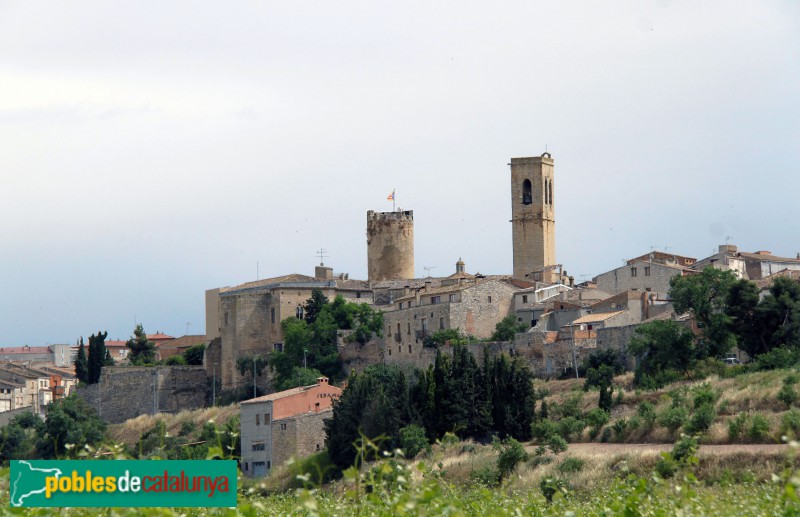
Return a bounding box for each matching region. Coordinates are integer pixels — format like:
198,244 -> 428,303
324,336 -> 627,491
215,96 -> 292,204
510,153 -> 556,281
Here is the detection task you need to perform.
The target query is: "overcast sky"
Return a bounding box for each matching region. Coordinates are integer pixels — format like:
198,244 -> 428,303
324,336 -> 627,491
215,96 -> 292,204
2,1 -> 798,346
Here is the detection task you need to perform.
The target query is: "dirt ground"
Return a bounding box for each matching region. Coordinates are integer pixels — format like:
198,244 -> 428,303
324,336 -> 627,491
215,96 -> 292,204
563,442 -> 789,456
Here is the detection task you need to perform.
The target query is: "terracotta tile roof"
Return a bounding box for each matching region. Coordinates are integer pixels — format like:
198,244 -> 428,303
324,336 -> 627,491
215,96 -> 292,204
147,334 -> 174,341
754,269 -> 800,289
157,335 -> 206,349
241,379 -> 338,405
739,252 -> 800,263
569,310 -> 627,325
393,276 -> 519,302
105,341 -> 128,347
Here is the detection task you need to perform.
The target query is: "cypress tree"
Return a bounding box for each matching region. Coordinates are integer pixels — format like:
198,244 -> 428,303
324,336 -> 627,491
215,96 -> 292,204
87,331 -> 108,384
74,337 -> 88,383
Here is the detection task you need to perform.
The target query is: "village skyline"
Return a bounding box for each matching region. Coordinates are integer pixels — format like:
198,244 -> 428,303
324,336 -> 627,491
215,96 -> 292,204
2,1 -> 798,345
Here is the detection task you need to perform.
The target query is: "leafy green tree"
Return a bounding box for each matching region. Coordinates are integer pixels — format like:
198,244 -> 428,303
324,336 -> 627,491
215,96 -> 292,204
37,395 -> 106,458
669,267 -> 738,358
303,289 -> 329,324
165,355 -> 187,365
182,343 -> 206,365
0,412 -> 43,463
740,277 -> 800,358
581,348 -> 626,378
74,337 -> 88,383
126,324 -> 157,365
422,328 -> 468,348
87,331 -> 109,384
491,315 -> 527,342
587,364 -> 615,412
399,424 -> 429,458
628,320 -> 697,387
272,367 -> 324,392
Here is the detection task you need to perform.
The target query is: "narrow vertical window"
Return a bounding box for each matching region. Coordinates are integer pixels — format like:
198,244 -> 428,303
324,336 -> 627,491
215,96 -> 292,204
522,179 -> 532,205
270,307 -> 276,324
549,178 -> 553,205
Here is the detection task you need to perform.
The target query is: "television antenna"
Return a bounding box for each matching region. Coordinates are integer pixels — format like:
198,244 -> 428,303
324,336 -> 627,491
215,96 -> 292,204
316,248 -> 329,266
423,266 -> 437,277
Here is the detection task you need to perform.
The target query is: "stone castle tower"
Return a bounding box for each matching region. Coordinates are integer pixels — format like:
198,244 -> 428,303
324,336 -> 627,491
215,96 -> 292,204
366,210 -> 415,281
510,152 -> 556,282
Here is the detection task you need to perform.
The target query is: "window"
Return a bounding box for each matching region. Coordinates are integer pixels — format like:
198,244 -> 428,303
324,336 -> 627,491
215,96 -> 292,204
522,179 -> 532,205
439,318 -> 444,330
271,307 -> 276,324
397,323 -> 401,335
388,348 -> 391,356
407,323 -> 411,335
631,267 -> 637,277
273,342 -> 283,352
408,345 -> 412,353
224,311 -> 229,326
449,293 -> 456,303
244,463 -> 249,471
280,423 -> 287,431
252,443 -> 265,451
644,266 -> 651,276
430,296 -> 440,305
587,324 -> 593,331
488,296 -> 492,303
399,302 -> 403,309
387,326 -> 391,336
421,318 -> 428,332
256,414 -> 260,426
522,295 -> 528,303
356,292 -> 361,299
267,461 -> 271,469
295,305 -> 304,319
408,300 -> 413,307
265,414 -> 270,424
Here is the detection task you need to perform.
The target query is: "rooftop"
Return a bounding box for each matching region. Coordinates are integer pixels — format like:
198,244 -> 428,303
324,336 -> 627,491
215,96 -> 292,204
569,310 -> 627,325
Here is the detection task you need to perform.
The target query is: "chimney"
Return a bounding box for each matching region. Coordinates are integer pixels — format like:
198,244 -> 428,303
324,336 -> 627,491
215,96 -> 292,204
403,285 -> 410,296
315,266 -> 333,280
424,280 -> 432,291
317,377 -> 328,385
415,289 -> 421,306
755,251 -> 772,256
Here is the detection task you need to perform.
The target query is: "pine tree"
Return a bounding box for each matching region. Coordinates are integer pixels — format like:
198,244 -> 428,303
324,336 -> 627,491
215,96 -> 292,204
126,324 -> 156,365
74,337 -> 88,383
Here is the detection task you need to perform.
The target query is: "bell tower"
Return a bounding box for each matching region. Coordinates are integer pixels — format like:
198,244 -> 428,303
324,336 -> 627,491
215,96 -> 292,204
510,152 -> 556,282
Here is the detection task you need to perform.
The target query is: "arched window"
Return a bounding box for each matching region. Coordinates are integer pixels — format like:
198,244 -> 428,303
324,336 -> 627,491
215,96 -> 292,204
544,179 -> 549,204
522,179 -> 532,205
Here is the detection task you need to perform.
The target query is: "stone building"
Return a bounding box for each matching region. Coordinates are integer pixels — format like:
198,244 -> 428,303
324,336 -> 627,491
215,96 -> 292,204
692,245 -> 800,280
382,275 -> 525,367
208,269 -> 373,389
593,260 -> 692,297
367,210 -> 415,281
510,153 -> 557,282
240,377 -> 342,478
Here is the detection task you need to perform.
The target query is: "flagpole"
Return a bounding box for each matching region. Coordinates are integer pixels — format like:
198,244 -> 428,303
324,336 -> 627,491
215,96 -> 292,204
393,188 -> 396,211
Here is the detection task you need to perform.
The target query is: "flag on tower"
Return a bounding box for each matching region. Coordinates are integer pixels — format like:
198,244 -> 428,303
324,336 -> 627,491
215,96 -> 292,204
387,190 -> 395,201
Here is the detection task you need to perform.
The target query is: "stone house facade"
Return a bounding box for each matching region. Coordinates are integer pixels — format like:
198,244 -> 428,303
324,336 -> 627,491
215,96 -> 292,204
593,261 -> 691,297
381,277 -> 522,364
240,377 -> 341,478
209,270 -> 373,389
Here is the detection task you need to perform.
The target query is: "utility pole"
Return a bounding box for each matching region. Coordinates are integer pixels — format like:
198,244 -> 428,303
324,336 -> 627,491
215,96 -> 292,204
570,323 -> 579,379
253,358 -> 257,399
212,364 -> 216,407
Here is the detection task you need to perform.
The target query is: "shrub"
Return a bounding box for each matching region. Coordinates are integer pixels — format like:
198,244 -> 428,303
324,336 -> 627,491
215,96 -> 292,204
657,405 -> 689,436
531,419 -> 558,442
600,427 -> 612,443
399,424 -> 429,459
495,438 -> 529,482
685,403 -> 716,435
672,434 -> 699,463
783,409 -> 800,438
178,421 -> 194,437
165,355 -> 187,365
585,408 -> 609,440
556,416 -> 585,441
692,383 -> 718,408
627,415 -> 642,432
755,347 -> 800,370
557,457 -> 585,474
655,453 -> 678,479
557,393 -> 583,419
471,466 -> 499,487
637,401 -> 657,428
614,389 -> 625,407
547,435 -> 568,455
612,419 -> 629,441
778,378 -> 798,408
540,477 -> 567,503
635,369 -> 681,391
748,414 -> 771,442
728,413 -> 749,441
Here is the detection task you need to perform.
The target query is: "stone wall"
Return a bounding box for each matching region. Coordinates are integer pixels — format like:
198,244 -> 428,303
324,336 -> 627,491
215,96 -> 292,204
271,409 -> 331,468
77,366 -> 207,424
596,324 -> 639,369
594,263 -> 681,296
366,210 -> 414,281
